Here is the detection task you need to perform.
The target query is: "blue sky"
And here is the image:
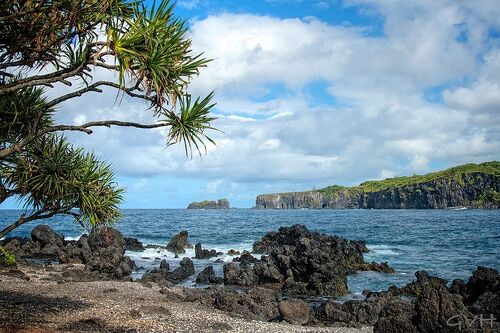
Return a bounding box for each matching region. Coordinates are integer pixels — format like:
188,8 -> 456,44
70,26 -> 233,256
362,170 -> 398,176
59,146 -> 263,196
3,0 -> 500,209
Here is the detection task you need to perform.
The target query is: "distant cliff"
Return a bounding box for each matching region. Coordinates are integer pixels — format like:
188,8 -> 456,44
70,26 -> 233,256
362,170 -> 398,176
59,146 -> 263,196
256,162 -> 500,209
187,199 -> 230,209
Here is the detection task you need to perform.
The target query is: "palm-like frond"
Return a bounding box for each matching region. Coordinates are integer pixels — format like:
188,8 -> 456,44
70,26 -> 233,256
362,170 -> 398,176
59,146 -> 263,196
3,135 -> 123,228
109,0 -> 210,109
163,92 -> 219,157
0,86 -> 54,146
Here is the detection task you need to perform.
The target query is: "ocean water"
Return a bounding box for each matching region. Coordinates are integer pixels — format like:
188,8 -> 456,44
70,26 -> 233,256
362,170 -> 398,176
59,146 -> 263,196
1,209 -> 499,298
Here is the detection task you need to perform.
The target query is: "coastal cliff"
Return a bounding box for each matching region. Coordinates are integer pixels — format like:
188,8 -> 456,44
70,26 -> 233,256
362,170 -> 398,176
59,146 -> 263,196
256,162 -> 500,209
187,199 -> 230,209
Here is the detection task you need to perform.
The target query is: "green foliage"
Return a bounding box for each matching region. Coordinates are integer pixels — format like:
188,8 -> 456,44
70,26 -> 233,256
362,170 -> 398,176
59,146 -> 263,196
317,184 -> 346,197
0,0 -> 218,237
0,86 -> 54,146
165,93 -> 218,157
110,0 -> 210,108
0,246 -> 16,266
473,189 -> 500,207
3,135 -> 122,228
319,162 -> 500,194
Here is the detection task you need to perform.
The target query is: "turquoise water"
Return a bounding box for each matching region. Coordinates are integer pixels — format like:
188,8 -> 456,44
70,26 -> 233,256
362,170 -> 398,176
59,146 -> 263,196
1,209 -> 499,297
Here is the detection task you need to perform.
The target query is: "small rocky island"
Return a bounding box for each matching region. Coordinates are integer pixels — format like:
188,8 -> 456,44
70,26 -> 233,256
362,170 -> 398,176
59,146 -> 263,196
187,198 -> 230,209
256,161 -> 500,209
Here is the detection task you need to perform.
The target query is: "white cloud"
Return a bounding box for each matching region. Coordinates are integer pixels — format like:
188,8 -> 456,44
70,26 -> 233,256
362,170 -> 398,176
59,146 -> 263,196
45,1 -> 500,206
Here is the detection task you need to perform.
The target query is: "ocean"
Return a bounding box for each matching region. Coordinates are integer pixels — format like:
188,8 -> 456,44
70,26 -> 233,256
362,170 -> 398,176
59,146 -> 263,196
1,209 -> 499,299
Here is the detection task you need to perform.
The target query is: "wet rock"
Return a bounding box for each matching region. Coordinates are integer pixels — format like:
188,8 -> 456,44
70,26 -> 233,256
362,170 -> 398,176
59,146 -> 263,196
194,243 -> 217,259
399,270 -> 447,296
242,224 -> 393,297
159,259 -> 169,270
140,257 -> 194,286
168,257 -> 195,284
166,231 -> 192,254
124,237 -> 145,252
227,249 -> 240,256
196,266 -> 223,284
278,300 -> 310,325
357,261 -> 396,273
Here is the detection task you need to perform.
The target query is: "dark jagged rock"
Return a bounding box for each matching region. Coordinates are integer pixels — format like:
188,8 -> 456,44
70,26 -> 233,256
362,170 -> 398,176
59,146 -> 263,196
224,224 -> 392,297
232,251 -> 258,265
31,225 -> 64,248
278,300 -> 310,325
196,266 -> 223,284
414,284 -> 475,333
194,243 -> 218,259
169,257 -> 195,284
223,262 -> 258,286
373,267 -> 500,333
464,266 -> 499,306
159,259 -> 169,270
1,226 -> 136,280
124,237 -> 145,252
142,257 -> 195,285
227,249 -> 240,256
184,286 -> 282,321
166,231 -> 192,254
399,270 -> 448,296
88,227 -> 126,250
187,199 -> 230,209
313,289 -> 399,326
85,227 -> 135,279
373,300 -> 417,333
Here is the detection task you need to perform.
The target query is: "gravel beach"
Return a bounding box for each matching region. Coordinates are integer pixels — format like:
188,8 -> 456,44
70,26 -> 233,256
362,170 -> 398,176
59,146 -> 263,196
0,264 -> 373,333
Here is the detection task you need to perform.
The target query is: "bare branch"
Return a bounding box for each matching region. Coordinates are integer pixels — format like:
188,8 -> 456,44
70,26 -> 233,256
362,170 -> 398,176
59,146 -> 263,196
0,209 -> 58,239
49,120 -> 169,134
46,81 -> 155,108
0,61 -> 89,94
0,120 -> 170,159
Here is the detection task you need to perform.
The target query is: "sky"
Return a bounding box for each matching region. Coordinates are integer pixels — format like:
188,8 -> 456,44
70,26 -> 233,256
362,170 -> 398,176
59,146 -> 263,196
5,0 -> 500,209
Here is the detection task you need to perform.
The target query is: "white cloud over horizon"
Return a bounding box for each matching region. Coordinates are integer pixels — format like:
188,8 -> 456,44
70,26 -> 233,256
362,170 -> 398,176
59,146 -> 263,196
38,0 -> 500,207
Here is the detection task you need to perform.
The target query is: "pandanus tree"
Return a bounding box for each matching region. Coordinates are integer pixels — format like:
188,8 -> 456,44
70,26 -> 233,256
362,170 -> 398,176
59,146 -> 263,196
0,0 -> 217,238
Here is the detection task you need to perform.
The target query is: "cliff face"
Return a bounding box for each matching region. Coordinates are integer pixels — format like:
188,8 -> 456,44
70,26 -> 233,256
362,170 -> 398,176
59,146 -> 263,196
255,172 -> 500,209
187,199 -> 230,209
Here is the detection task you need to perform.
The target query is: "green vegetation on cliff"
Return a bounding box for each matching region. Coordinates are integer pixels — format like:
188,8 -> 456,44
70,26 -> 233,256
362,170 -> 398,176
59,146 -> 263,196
318,161 -> 500,196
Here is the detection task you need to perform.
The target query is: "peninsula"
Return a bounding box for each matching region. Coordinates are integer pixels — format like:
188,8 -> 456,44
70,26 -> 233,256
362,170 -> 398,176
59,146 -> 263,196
256,161 -> 500,209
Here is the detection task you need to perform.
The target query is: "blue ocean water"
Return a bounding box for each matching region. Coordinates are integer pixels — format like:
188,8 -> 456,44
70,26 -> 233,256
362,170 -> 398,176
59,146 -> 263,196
1,209 -> 499,298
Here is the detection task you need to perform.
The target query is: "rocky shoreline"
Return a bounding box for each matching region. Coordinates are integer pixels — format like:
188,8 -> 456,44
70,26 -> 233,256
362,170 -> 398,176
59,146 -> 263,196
1,224 -> 499,332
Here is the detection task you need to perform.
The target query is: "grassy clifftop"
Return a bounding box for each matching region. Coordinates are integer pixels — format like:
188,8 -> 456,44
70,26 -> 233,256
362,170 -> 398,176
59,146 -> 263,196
318,161 -> 500,196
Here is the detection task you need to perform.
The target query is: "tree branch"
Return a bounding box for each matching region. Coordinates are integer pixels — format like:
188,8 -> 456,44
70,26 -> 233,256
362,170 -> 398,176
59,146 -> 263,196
48,120 -> 170,134
0,120 -> 170,159
0,209 -> 58,239
46,80 -> 155,108
0,61 -> 88,95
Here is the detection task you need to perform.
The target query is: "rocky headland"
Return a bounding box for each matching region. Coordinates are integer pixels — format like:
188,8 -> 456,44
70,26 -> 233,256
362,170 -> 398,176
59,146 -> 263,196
187,198 -> 230,209
256,161 -> 500,209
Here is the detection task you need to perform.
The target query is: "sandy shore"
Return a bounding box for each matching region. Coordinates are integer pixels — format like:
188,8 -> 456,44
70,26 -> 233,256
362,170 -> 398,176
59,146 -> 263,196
0,264 -> 373,333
